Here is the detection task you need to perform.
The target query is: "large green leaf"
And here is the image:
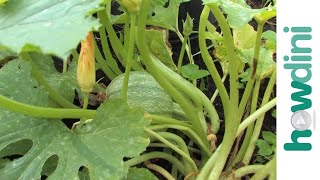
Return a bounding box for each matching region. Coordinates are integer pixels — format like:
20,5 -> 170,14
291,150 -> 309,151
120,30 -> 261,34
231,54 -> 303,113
0,59 -> 48,104
233,24 -> 257,49
150,0 -> 190,31
0,59 -> 150,179
241,47 -> 275,80
202,0 -> 266,29
0,47 -> 17,65
30,53 -> 78,103
126,168 -> 158,180
145,28 -> 177,71
262,30 -> 276,50
0,0 -> 103,59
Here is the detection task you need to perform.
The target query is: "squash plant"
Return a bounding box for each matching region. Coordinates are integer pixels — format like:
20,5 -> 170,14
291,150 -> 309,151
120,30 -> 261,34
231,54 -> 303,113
0,0 -> 276,179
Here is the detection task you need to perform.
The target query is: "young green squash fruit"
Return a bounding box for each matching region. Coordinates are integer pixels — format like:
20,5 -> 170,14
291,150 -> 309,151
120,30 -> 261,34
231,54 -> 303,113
106,71 -> 173,115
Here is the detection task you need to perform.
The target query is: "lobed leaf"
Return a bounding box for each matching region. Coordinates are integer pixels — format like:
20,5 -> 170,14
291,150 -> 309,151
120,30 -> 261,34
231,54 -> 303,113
150,0 -> 190,31
145,28 -> 177,71
256,139 -> 273,156
0,0 -> 103,59
0,59 -> 150,179
233,24 -> 257,49
202,0 -> 266,29
181,64 -> 210,80
29,52 -> 78,104
126,167 -> 158,180
262,131 -> 276,145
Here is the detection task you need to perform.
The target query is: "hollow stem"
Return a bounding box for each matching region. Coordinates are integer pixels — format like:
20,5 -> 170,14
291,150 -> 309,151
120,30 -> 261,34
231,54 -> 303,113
157,131 -> 194,172
251,156 -> 276,180
98,26 -> 122,76
149,124 -> 211,156
231,80 -> 260,167
122,15 -> 137,103
196,146 -> 221,179
145,128 -> 198,172
210,73 -> 227,103
205,3 -> 241,179
93,40 -> 116,79
199,6 -> 229,108
242,71 -> 276,165
145,162 -> 175,180
125,151 -> 187,175
149,143 -> 202,154
0,95 -> 96,119
137,0 -> 209,147
146,113 -> 192,128
237,98 -> 276,136
234,164 -> 264,178
177,37 -> 188,73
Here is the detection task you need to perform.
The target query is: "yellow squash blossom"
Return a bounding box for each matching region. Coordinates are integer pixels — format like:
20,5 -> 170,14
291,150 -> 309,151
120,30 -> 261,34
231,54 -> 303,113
77,32 -> 95,94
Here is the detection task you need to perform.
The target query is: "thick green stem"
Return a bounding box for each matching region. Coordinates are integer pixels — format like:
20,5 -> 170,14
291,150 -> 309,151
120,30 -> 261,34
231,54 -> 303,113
145,162 -> 175,180
72,49 -> 79,61
125,151 -> 187,175
199,6 -> 229,108
177,37 -> 188,73
231,80 -> 260,167
207,135 -> 234,180
82,93 -> 89,109
146,114 -> 192,128
97,10 -> 125,64
144,128 -> 198,172
151,56 -> 202,108
210,73 -> 227,103
251,156 -> 276,180
243,71 -> 276,165
149,124 -> 211,156
176,30 -> 193,63
205,4 -> 241,179
196,146 -> 221,179
137,0 -> 209,147
79,93 -> 90,127
238,78 -> 255,116
98,26 -> 122,76
158,132 -> 194,172
0,95 -> 96,119
62,59 -> 68,74
237,98 -> 276,136
251,23 -> 264,78
151,56 -> 219,134
234,165 -> 264,178
122,15 -> 136,102
269,159 -> 276,180
208,4 -> 240,107
20,53 -> 78,109
93,40 -> 117,79
123,16 -> 130,52
98,9 -> 142,71
149,143 -> 202,154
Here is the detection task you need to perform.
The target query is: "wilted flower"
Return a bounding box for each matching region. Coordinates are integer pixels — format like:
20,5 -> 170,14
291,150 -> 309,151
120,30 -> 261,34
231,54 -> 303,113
77,32 -> 95,94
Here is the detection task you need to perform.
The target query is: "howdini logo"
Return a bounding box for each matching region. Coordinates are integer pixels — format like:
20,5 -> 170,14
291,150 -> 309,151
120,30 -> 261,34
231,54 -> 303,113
282,26 -> 314,151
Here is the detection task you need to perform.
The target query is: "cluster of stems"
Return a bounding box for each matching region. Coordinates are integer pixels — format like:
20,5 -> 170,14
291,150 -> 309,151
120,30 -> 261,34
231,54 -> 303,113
0,0 -> 277,179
